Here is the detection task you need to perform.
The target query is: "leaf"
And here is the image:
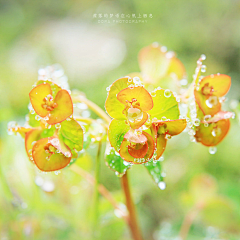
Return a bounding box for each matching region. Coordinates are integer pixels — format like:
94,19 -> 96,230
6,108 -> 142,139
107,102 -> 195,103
148,89 -> 179,120
117,86 -> 153,111
28,113 -> 41,127
108,119 -> 130,152
48,90 -> 73,125
105,146 -> 131,176
105,77 -> 129,119
29,83 -> 52,117
138,44 -> 170,83
32,137 -> 71,172
167,57 -> 186,80
201,196 -> 240,233
40,126 -> 56,138
60,119 -> 83,151
195,119 -> 230,146
144,160 -> 164,185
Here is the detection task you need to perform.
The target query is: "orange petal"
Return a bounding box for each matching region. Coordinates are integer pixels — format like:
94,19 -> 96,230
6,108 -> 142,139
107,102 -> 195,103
194,90 -> 221,116
167,57 -> 186,80
47,90 -> 73,125
120,139 -> 135,163
105,77 -> 129,119
154,119 -> 187,136
199,74 -> 231,97
128,142 -> 148,158
124,130 -> 147,143
29,83 -> 52,117
138,44 -> 170,83
142,132 -> 155,161
37,80 -> 61,98
117,86 -> 153,111
130,111 -> 149,129
32,137 -> 71,172
203,111 -> 234,123
25,129 -> 42,160
195,119 -> 230,146
156,134 -> 167,159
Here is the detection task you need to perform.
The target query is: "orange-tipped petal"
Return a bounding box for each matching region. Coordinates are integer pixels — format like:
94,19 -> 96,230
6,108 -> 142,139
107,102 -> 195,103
117,86 -> 153,111
203,111 -> 234,123
128,142 -> 148,158
130,111 -> 149,129
105,77 -> 129,119
156,134 -> 167,159
167,57 -> 186,80
154,119 -> 187,136
142,132 -> 155,161
124,130 -> 147,143
199,74 -> 231,97
37,80 -> 61,98
29,83 -> 52,117
47,90 -> 73,125
32,137 -> 71,172
25,128 -> 42,160
195,119 -> 230,146
138,44 -> 170,83
120,139 -> 135,163
194,90 -> 221,116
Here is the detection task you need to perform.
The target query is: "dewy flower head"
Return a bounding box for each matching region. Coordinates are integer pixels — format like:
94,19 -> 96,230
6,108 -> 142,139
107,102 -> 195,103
194,74 -> 231,116
29,80 -> 73,125
105,77 -> 153,129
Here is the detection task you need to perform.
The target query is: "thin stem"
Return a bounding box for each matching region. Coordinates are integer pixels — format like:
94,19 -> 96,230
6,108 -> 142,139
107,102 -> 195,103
70,164 -> 129,223
179,206 -> 200,240
121,172 -> 143,240
73,96 -> 111,124
92,140 -> 102,229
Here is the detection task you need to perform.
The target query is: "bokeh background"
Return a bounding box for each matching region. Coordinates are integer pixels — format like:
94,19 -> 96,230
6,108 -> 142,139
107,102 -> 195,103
1,0 -> 240,239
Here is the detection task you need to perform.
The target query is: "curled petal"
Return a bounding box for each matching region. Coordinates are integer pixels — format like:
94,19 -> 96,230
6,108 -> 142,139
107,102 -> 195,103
130,111 -> 149,130
32,137 -> 71,172
29,83 -> 52,117
195,119 -> 230,146
124,130 -> 147,143
25,128 -> 42,160
203,111 -> 234,123
128,142 -> 148,158
199,74 -> 231,97
47,90 -> 73,125
117,86 -> 153,111
156,134 -> 167,159
194,90 -> 221,116
154,119 -> 187,136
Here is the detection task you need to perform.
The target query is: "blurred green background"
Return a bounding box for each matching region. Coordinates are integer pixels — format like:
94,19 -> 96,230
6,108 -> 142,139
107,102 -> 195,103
1,0 -> 240,239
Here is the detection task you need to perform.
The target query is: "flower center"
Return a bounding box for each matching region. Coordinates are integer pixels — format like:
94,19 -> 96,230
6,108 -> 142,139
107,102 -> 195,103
201,83 -> 214,96
127,107 -> 143,122
41,94 -> 58,111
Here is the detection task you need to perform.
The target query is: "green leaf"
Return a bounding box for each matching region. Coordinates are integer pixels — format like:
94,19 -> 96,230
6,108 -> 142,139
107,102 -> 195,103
105,146 -> 131,176
108,119 -> 130,152
105,77 -> 129,119
148,89 -> 179,120
144,160 -> 164,186
60,119 -> 83,151
40,126 -> 56,138
28,113 -> 41,127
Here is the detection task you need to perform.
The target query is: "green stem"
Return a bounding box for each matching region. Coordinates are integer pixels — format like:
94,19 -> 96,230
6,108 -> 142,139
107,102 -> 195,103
73,95 -> 143,240
121,172 -> 143,240
92,140 -> 102,231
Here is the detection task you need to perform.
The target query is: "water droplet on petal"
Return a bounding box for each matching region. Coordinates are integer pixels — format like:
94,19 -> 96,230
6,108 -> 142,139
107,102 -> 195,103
209,146 -> 217,154
164,89 -> 171,98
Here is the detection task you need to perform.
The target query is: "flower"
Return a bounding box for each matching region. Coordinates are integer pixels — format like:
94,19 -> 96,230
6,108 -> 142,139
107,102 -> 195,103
29,81 -> 73,125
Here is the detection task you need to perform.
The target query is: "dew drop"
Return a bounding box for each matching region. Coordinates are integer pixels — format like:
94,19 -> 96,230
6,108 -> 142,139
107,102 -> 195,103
164,89 -> 171,98
158,181 -> 166,190
55,123 -> 61,129
209,146 -> 217,154
193,118 -> 200,126
200,54 -> 206,60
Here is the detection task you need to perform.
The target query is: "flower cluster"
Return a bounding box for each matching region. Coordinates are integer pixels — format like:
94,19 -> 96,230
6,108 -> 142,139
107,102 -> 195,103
105,76 -> 186,164
8,79 -> 84,172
